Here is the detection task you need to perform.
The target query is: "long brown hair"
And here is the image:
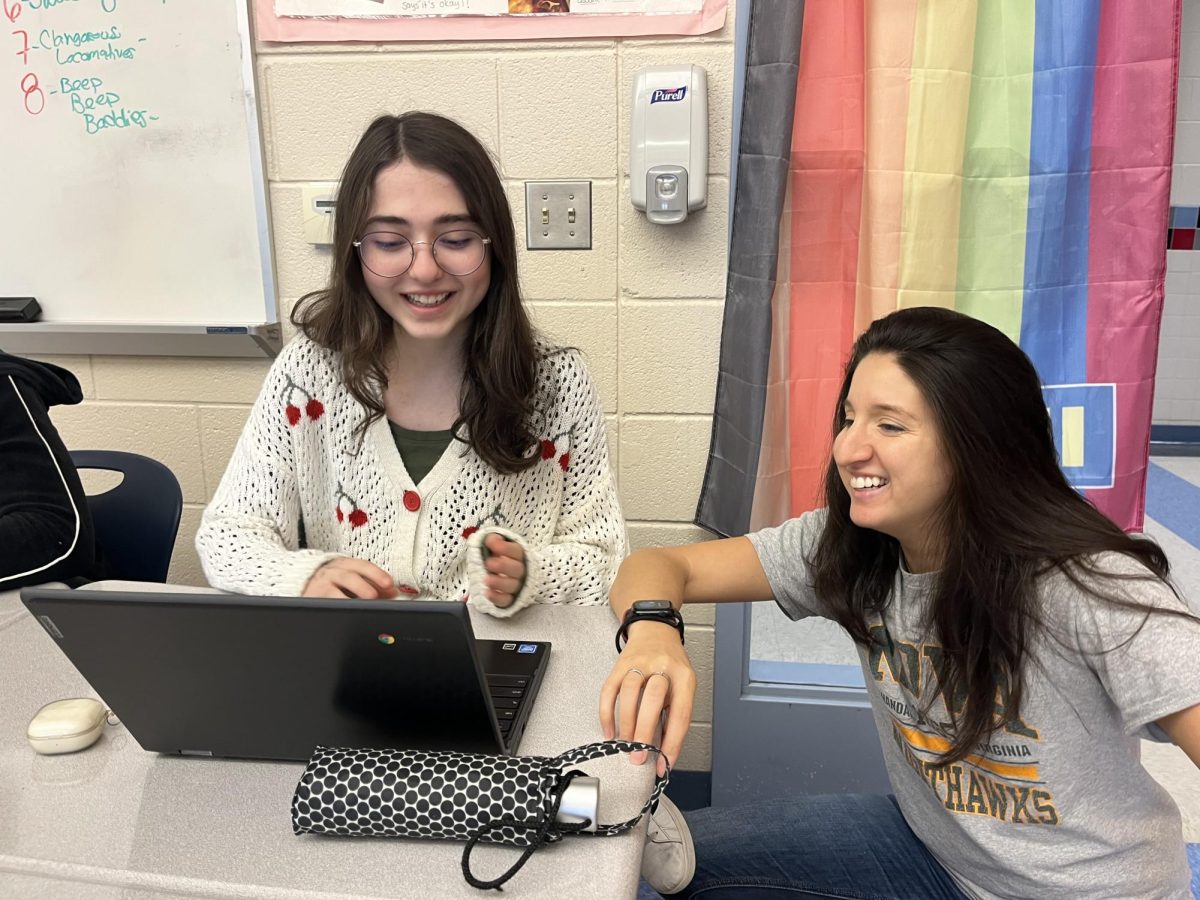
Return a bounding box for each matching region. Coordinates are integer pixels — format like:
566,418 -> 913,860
292,112 -> 539,473
809,307 -> 1179,764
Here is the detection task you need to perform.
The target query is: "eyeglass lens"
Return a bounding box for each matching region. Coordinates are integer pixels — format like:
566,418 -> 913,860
356,230 -> 487,277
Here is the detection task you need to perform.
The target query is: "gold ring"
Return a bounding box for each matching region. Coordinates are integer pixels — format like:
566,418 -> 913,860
626,667 -> 646,679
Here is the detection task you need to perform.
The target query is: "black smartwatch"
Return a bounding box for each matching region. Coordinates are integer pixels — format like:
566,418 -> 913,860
615,599 -> 685,652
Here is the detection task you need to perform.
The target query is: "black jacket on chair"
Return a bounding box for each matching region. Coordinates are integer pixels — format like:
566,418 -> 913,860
0,351 -> 100,589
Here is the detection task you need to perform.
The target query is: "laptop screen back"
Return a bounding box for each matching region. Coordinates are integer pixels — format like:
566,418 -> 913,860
21,589 -> 545,761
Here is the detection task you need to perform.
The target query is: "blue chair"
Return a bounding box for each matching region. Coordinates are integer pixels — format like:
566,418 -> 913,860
70,450 -> 183,583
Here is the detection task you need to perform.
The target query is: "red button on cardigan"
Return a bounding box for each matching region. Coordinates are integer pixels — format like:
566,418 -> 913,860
403,490 -> 421,512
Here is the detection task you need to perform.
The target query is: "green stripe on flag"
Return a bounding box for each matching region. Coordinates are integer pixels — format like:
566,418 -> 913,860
954,0 -> 1035,342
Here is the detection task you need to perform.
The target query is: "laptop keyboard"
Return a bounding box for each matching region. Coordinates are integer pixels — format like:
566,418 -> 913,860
485,673 -> 530,742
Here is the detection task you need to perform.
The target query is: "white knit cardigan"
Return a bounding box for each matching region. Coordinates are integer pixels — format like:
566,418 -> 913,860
196,336 -> 627,616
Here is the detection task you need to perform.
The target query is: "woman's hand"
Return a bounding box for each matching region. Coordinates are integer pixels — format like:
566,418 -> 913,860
598,538 -> 768,774
599,623 -> 696,776
481,533 -> 526,609
302,558 -> 398,599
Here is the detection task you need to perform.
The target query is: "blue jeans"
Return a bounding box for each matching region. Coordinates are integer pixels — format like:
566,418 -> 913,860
638,794 -> 969,900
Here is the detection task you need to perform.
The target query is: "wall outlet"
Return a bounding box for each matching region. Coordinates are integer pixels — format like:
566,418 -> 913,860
301,184 -> 337,245
525,181 -> 592,250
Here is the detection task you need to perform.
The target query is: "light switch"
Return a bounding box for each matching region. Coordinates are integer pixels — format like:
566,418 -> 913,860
525,181 -> 591,251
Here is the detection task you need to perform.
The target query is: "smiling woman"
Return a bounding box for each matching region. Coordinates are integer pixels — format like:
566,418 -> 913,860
834,353 -> 951,574
195,112 -> 626,623
607,307 -> 1200,899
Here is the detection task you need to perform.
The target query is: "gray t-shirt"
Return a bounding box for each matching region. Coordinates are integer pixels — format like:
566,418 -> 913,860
748,508 -> 1200,900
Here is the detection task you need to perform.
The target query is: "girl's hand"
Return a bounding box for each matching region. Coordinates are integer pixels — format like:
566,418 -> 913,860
599,625 -> 696,776
482,533 -> 526,608
302,558 -> 398,599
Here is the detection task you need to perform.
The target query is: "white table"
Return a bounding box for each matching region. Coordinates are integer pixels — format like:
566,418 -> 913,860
0,583 -> 651,899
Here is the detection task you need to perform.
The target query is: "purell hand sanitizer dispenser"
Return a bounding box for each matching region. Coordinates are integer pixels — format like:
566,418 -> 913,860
630,65 -> 708,225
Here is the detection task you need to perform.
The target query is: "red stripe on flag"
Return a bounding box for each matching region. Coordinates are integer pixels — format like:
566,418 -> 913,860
777,0 -> 867,520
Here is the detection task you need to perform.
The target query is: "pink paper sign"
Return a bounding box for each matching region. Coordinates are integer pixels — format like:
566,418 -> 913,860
256,0 -> 727,41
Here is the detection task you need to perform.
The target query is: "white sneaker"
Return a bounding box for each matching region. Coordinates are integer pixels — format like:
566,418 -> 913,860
641,794 -> 696,895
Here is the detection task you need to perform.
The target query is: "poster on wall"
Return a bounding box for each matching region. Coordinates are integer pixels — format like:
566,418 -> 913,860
257,0 -> 725,41
275,1 -> 705,15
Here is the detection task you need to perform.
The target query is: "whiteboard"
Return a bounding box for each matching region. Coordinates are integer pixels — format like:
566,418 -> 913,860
1,0 -> 275,328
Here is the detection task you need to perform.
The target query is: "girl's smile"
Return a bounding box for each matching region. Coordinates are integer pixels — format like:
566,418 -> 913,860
401,291 -> 450,308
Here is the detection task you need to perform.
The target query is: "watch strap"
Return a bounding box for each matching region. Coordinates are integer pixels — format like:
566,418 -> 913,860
614,603 -> 685,652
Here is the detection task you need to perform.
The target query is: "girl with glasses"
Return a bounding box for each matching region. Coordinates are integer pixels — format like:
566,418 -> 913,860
197,111 -> 625,618
607,307 -> 1200,899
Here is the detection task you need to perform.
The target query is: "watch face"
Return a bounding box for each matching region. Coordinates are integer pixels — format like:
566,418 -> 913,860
632,599 -> 673,613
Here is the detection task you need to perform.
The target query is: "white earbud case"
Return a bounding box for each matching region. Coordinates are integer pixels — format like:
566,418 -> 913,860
27,698 -> 107,755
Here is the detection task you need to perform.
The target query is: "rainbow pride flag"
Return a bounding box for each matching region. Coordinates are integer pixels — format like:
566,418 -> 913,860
706,0 -> 1180,534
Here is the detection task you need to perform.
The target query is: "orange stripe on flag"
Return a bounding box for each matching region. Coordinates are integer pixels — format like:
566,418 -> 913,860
855,0 -> 920,333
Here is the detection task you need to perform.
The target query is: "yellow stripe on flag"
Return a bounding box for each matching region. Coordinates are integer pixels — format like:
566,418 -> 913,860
1062,406 -> 1085,468
897,0 -> 978,309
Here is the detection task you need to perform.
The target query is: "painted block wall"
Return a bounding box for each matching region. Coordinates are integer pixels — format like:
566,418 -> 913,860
33,2 -> 737,772
1159,0 -> 1200,425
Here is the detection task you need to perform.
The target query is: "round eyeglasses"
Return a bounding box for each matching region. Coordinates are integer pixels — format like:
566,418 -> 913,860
353,229 -> 491,278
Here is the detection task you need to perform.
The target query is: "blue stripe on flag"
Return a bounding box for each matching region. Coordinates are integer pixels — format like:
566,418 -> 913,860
1019,0 -> 1101,385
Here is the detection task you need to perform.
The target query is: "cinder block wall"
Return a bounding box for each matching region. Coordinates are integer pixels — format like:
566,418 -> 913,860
40,4 -> 736,772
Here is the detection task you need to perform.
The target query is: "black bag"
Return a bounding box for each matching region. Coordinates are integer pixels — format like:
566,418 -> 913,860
291,739 -> 669,890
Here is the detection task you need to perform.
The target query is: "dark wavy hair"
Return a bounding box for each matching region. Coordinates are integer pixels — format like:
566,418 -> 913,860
292,112 -> 539,473
810,306 -> 1179,764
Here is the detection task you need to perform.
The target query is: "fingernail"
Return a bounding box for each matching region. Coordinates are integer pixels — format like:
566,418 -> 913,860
630,750 -> 646,765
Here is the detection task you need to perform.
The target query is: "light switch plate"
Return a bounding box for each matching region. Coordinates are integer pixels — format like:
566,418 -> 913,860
525,181 -> 592,250
301,184 -> 337,245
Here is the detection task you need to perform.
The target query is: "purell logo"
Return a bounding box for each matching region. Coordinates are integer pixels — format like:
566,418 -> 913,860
650,86 -> 687,104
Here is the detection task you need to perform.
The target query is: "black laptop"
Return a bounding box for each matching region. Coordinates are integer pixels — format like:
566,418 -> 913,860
20,588 -> 551,760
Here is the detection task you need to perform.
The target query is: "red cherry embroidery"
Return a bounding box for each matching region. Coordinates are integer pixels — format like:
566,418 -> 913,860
542,429 -> 573,467
335,483 -> 368,529
283,378 -> 324,428
462,505 -> 505,543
